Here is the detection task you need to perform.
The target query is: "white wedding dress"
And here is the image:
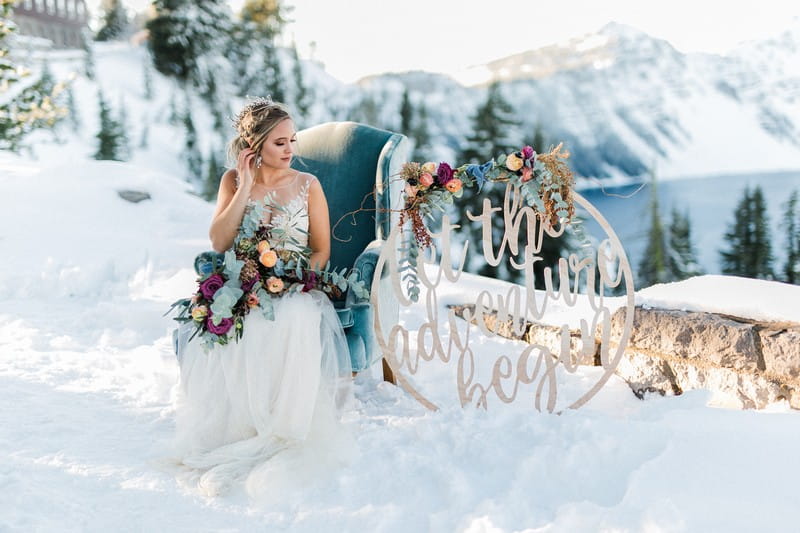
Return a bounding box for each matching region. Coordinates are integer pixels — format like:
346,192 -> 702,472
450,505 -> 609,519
173,172 -> 354,498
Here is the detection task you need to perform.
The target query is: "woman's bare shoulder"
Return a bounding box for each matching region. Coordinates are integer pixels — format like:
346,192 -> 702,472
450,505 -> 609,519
297,170 -> 319,183
220,168 -> 238,189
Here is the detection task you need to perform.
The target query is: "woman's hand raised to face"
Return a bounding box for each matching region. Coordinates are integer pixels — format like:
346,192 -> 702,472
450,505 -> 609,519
236,148 -> 258,192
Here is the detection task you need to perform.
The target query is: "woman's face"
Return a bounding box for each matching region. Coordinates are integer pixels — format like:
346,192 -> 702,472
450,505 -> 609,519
258,118 -> 297,170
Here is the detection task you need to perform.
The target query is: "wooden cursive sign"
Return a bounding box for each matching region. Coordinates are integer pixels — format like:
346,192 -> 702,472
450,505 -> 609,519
371,185 -> 635,413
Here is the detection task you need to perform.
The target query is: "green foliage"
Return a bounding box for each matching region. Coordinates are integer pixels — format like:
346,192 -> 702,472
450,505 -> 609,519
203,152 -> 224,201
290,41 -> 310,122
262,45 -> 285,102
138,121 -> 149,149
398,238 -> 421,301
65,84 -> 80,131
781,189 -> 800,284
411,101 -> 432,162
95,0 -> 130,42
229,0 -> 290,100
182,101 -> 203,180
719,185 -> 774,279
1,2 -> 66,150
239,0 -> 291,41
667,207 -> 703,280
142,61 -> 153,100
637,173 -> 671,287
93,90 -> 127,161
457,82 -> 528,282
82,34 -> 95,80
146,0 -> 232,88
117,96 -> 131,159
459,82 -> 519,164
399,89 -> 413,135
352,93 -> 379,127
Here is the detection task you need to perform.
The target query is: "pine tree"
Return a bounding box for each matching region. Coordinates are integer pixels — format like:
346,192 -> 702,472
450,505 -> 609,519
240,0 -> 290,40
458,82 -> 524,282
139,122 -> 149,149
352,94 -> 379,127
65,84 -> 80,131
167,90 -> 180,125
411,101 -> 432,162
93,91 -> 125,160
233,0 -> 290,100
182,101 -> 203,180
95,0 -> 129,42
638,172 -> 671,287
667,208 -> 703,280
262,46 -> 285,102
290,41 -> 310,122
399,89 -> 413,135
82,32 -> 96,80
203,152 -> 224,200
459,82 -> 518,164
720,185 -> 774,279
750,186 -> 773,279
531,123 -> 545,156
117,96 -> 131,160
146,0 -> 232,88
142,61 -> 153,100
1,3 -> 66,150
782,190 -> 800,284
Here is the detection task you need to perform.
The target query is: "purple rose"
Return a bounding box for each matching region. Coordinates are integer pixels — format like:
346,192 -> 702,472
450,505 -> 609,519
241,272 -> 260,292
199,273 -> 225,299
302,271 -> 317,292
522,145 -> 535,160
206,314 -> 234,335
436,162 -> 454,185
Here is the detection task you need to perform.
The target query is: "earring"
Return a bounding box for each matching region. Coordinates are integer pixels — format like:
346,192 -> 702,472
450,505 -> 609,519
255,155 -> 262,168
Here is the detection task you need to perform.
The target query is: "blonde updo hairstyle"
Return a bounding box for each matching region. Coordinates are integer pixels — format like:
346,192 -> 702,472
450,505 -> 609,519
227,97 -> 293,167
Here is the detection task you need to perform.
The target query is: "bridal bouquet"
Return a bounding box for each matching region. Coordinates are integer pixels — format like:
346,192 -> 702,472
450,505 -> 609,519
169,200 -> 369,348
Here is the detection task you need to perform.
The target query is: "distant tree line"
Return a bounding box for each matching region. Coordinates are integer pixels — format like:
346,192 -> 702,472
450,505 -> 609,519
638,180 -> 800,287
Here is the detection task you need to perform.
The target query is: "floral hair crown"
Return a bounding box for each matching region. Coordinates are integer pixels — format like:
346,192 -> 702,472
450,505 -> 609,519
232,96 -> 278,133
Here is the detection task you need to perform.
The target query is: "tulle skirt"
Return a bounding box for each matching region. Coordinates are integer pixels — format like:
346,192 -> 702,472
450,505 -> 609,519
172,290 -> 354,498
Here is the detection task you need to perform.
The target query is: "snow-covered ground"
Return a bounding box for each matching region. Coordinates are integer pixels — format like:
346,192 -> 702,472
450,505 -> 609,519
4,135 -> 800,533
3,42 -> 800,533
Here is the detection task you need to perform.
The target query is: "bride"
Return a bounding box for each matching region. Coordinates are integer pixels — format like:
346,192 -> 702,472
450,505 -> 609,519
173,99 -> 354,498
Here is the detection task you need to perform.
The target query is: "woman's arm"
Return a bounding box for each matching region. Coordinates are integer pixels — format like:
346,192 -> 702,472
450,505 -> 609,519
209,150 -> 257,252
306,177 -> 331,270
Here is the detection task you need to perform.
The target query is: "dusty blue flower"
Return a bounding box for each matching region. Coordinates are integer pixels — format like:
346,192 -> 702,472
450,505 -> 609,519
466,161 -> 493,192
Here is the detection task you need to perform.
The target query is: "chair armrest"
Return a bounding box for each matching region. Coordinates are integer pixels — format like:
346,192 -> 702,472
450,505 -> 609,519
346,240 -> 385,305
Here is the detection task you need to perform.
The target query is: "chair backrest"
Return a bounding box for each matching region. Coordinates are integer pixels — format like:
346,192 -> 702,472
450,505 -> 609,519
291,121 -> 409,271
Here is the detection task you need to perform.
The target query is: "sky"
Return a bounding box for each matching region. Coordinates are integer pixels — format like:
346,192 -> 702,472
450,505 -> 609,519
97,0 -> 798,83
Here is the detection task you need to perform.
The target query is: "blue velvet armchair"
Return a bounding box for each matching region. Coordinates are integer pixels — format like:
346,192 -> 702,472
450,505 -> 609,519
291,122 -> 407,379
179,122 -> 407,381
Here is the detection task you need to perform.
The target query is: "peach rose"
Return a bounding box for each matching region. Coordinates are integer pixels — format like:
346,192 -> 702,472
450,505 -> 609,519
191,305 -> 208,321
505,153 -> 523,171
521,166 -> 533,182
421,162 -> 437,174
246,292 -> 259,308
256,240 -> 271,254
266,276 -> 284,293
445,178 -> 463,193
419,172 -> 434,187
259,249 -> 278,268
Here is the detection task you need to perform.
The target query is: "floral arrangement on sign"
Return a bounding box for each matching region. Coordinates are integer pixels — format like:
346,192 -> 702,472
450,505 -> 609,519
168,198 -> 369,348
397,143 -> 577,301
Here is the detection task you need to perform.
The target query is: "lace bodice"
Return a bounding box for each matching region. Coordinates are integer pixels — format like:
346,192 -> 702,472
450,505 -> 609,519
242,171 -> 315,253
